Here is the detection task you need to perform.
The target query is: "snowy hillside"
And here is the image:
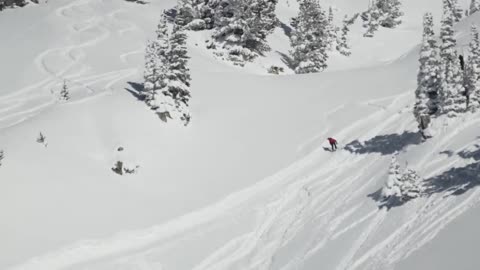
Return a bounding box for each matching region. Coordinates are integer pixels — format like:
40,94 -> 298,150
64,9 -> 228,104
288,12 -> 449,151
1,0 -> 480,269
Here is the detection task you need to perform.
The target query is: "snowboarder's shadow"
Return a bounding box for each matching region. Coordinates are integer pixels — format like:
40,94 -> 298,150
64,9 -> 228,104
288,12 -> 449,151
323,147 -> 333,152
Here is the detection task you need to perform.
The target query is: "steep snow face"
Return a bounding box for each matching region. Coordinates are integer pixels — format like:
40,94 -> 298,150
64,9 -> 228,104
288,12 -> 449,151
1,0 -> 480,270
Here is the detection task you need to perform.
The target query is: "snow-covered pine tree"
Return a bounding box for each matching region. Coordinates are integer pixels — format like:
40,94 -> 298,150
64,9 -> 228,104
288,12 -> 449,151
59,80 -> 70,101
211,0 -> 278,64
464,57 -> 477,110
450,0 -> 464,22
440,1 -> 465,116
415,13 -> 441,137
466,24 -> 480,110
398,169 -> 423,200
144,14 -> 170,106
175,0 -> 196,27
326,6 -> 337,50
165,23 -> 192,125
290,0 -> 329,73
470,0 -> 480,15
381,154 -> 403,200
363,3 -> 380,37
336,15 -> 352,56
376,0 -> 403,28
381,154 -> 424,205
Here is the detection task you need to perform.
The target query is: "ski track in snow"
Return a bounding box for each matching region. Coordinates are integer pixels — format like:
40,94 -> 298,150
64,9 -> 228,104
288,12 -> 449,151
0,0 -> 141,130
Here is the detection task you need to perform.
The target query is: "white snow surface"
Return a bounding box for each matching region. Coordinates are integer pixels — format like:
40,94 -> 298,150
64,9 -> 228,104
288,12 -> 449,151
1,0 -> 480,269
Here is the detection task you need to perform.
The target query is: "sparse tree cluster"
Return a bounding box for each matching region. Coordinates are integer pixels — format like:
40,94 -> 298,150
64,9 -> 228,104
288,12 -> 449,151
361,0 -> 403,37
172,0 -> 279,65
414,3 -> 480,137
144,14 -> 192,126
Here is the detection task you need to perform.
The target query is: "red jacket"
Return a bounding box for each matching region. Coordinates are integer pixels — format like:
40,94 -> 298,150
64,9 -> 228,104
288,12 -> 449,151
328,138 -> 337,144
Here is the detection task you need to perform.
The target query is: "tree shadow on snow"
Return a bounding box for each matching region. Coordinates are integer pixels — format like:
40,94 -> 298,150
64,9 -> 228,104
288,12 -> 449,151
345,132 -> 423,155
458,144 -> 480,161
423,162 -> 480,196
277,51 -> 295,71
125,81 -> 145,101
279,22 -> 293,37
367,190 -> 406,210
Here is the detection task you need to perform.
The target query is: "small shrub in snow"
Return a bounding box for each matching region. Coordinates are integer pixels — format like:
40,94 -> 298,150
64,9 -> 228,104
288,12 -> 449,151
59,80 -> 70,101
268,65 -> 284,75
111,147 -> 139,176
381,155 -> 424,206
0,150 -> 4,167
36,132 -> 47,147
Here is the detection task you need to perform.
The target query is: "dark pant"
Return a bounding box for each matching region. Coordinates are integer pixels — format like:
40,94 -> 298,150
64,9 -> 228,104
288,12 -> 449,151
331,143 -> 337,151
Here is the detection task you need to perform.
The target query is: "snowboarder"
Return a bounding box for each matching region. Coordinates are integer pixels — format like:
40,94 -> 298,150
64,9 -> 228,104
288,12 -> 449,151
328,137 -> 338,151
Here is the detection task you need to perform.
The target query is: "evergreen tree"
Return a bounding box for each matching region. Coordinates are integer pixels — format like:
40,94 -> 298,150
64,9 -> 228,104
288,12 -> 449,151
440,1 -> 465,116
381,154 -> 423,205
464,57 -> 478,110
143,15 -> 169,106
466,24 -> 480,110
415,13 -> 441,137
326,6 -> 337,50
175,0 -> 196,27
363,4 -> 380,37
376,0 -> 403,28
469,24 -> 480,79
211,0 -> 278,64
336,15 -> 352,56
470,0 -> 480,15
165,24 -> 192,125
59,80 -> 70,101
0,150 -> 4,167
290,0 -> 329,73
450,0 -> 464,22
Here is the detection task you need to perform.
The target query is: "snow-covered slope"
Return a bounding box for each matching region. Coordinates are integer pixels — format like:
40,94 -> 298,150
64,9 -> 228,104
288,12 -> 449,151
1,0 -> 480,269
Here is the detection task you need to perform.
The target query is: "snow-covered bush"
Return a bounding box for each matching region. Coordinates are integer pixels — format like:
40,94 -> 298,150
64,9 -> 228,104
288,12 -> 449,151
111,147 -> 140,176
0,0 -> 28,10
267,65 -> 285,75
36,132 -> 47,147
381,155 -> 424,206
0,150 -> 4,167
